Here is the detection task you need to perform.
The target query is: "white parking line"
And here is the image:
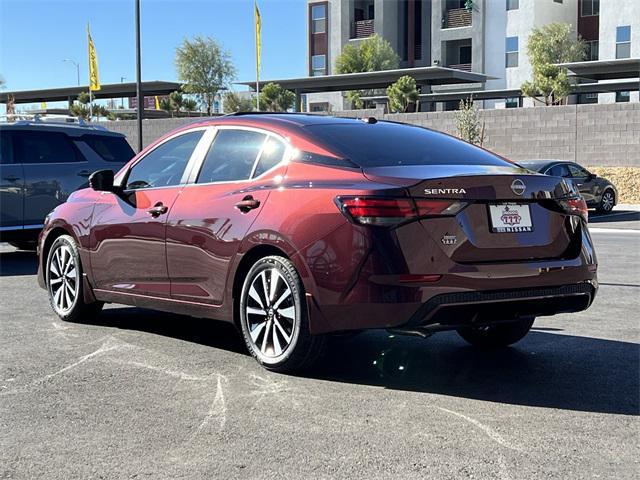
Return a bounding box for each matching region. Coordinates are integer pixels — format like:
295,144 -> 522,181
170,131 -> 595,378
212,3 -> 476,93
589,227 -> 640,234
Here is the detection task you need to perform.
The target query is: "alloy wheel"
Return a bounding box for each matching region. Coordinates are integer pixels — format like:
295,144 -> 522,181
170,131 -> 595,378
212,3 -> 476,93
601,191 -> 614,211
48,244 -> 79,315
244,267 -> 296,359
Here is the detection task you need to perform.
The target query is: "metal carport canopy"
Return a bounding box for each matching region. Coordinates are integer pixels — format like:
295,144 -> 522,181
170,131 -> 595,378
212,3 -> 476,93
556,59 -> 640,81
0,80 -> 182,104
236,66 -> 494,94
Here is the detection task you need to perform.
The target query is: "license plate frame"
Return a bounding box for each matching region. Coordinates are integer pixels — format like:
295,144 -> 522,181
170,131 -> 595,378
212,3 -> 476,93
488,203 -> 533,233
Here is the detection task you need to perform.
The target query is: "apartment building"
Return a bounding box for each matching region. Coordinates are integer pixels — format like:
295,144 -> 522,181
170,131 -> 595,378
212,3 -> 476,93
305,0 -> 639,111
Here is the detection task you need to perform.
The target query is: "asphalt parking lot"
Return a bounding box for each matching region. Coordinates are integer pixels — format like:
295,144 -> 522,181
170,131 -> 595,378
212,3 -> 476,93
1,213 -> 638,479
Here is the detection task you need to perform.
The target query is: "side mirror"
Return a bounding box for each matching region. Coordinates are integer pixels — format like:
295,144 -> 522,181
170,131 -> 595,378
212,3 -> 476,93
588,172 -> 597,180
89,169 -> 116,192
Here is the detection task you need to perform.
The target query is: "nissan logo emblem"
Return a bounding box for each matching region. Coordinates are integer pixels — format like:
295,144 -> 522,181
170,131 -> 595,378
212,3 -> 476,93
511,179 -> 526,196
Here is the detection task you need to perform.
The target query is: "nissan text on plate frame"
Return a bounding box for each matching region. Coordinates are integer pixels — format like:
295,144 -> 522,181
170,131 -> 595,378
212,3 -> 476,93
36,114 -> 598,372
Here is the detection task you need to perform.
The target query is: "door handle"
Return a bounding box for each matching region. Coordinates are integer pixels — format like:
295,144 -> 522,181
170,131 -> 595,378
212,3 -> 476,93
234,196 -> 260,213
2,175 -> 20,182
77,170 -> 91,177
147,202 -> 168,217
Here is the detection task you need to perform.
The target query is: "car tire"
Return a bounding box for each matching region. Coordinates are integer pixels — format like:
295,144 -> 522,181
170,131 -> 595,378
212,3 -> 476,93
456,317 -> 535,349
9,241 -> 37,251
46,234 -> 103,322
239,255 -> 325,373
596,189 -> 615,214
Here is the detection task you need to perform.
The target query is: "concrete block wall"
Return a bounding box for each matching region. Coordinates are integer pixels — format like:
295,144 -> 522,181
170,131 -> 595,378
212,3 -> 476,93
100,103 -> 640,166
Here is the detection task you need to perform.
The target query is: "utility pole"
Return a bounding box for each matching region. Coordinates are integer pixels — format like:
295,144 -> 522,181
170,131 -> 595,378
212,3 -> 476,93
135,0 -> 143,152
63,59 -> 80,86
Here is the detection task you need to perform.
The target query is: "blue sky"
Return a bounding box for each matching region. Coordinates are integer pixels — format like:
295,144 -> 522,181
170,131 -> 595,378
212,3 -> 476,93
0,0 -> 307,106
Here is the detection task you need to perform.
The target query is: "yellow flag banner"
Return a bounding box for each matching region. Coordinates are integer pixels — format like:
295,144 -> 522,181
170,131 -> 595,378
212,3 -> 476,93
254,1 -> 261,81
155,96 -> 160,110
87,24 -> 101,91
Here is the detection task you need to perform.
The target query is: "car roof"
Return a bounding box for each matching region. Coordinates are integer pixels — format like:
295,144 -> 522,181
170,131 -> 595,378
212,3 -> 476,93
0,121 -> 126,138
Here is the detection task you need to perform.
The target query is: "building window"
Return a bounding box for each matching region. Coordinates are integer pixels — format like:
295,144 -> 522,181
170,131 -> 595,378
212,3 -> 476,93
581,0 -> 599,16
311,4 -> 326,34
506,0 -> 519,10
578,93 -> 598,104
505,97 -> 520,108
616,26 -> 631,59
585,40 -> 599,61
616,91 -> 630,103
309,102 -> 329,112
506,37 -> 518,68
311,54 -> 326,76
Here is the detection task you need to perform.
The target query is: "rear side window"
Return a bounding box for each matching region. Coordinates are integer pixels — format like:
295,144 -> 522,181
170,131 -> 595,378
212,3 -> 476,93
253,137 -> 286,178
304,122 -> 513,168
81,134 -> 135,163
197,129 -> 266,183
12,131 -> 83,164
546,164 -> 571,177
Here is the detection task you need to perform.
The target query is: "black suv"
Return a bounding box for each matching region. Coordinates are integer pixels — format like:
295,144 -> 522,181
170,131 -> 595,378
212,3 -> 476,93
520,160 -> 618,213
0,120 -> 135,249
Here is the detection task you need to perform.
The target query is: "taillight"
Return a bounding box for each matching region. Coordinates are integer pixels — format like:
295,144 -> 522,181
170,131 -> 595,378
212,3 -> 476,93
336,196 -> 467,226
560,196 -> 588,222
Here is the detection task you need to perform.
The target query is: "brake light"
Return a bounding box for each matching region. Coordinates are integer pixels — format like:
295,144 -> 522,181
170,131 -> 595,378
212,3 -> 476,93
560,196 -> 588,222
336,197 -> 466,226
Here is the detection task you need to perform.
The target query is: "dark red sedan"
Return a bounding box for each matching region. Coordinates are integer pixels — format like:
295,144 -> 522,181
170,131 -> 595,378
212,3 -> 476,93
37,114 -> 597,372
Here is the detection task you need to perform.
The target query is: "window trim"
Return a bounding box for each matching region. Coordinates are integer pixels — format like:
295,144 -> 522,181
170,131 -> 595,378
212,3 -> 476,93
185,125 -> 293,187
118,127 -> 211,192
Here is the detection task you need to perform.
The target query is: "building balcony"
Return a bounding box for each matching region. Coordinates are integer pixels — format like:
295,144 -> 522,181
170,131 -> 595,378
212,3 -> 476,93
442,8 -> 472,29
351,19 -> 374,39
446,63 -> 472,72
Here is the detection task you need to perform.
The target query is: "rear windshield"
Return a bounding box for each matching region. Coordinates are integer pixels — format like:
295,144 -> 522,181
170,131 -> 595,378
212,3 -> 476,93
81,134 -> 135,163
304,122 -> 513,168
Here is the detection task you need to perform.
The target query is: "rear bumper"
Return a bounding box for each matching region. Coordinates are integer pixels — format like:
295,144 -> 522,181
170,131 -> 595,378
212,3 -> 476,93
404,281 -> 596,330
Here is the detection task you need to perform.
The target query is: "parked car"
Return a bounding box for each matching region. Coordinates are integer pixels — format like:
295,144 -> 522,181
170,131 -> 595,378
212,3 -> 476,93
0,120 -> 135,249
37,114 -> 597,372
519,160 -> 617,213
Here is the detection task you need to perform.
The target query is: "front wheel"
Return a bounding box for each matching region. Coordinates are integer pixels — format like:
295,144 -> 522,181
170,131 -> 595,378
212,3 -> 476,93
239,255 -> 325,373
457,318 -> 535,349
596,190 -> 615,213
46,235 -> 103,322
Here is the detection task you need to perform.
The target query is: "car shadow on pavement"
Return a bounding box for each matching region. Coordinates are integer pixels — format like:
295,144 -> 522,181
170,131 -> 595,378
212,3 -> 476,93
87,307 -> 638,416
312,330 -> 639,416
589,210 -> 640,223
0,250 -> 38,277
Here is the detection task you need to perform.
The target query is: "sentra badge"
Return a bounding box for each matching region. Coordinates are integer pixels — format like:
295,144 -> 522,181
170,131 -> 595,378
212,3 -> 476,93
424,188 -> 467,195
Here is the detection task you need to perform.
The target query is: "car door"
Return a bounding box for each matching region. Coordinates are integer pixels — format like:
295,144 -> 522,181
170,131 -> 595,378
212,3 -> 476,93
567,163 -> 597,204
0,130 -> 25,229
90,129 -> 207,298
166,127 -> 289,305
13,129 -> 92,228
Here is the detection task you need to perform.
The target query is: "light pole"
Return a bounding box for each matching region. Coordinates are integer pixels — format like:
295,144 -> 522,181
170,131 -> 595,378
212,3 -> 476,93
63,59 -> 80,86
120,76 -> 126,109
135,0 -> 143,152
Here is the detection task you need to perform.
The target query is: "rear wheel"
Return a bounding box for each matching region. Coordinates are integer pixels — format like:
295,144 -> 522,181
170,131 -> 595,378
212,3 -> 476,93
239,255 -> 325,373
596,189 -> 615,213
457,318 -> 534,348
46,235 -> 103,322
